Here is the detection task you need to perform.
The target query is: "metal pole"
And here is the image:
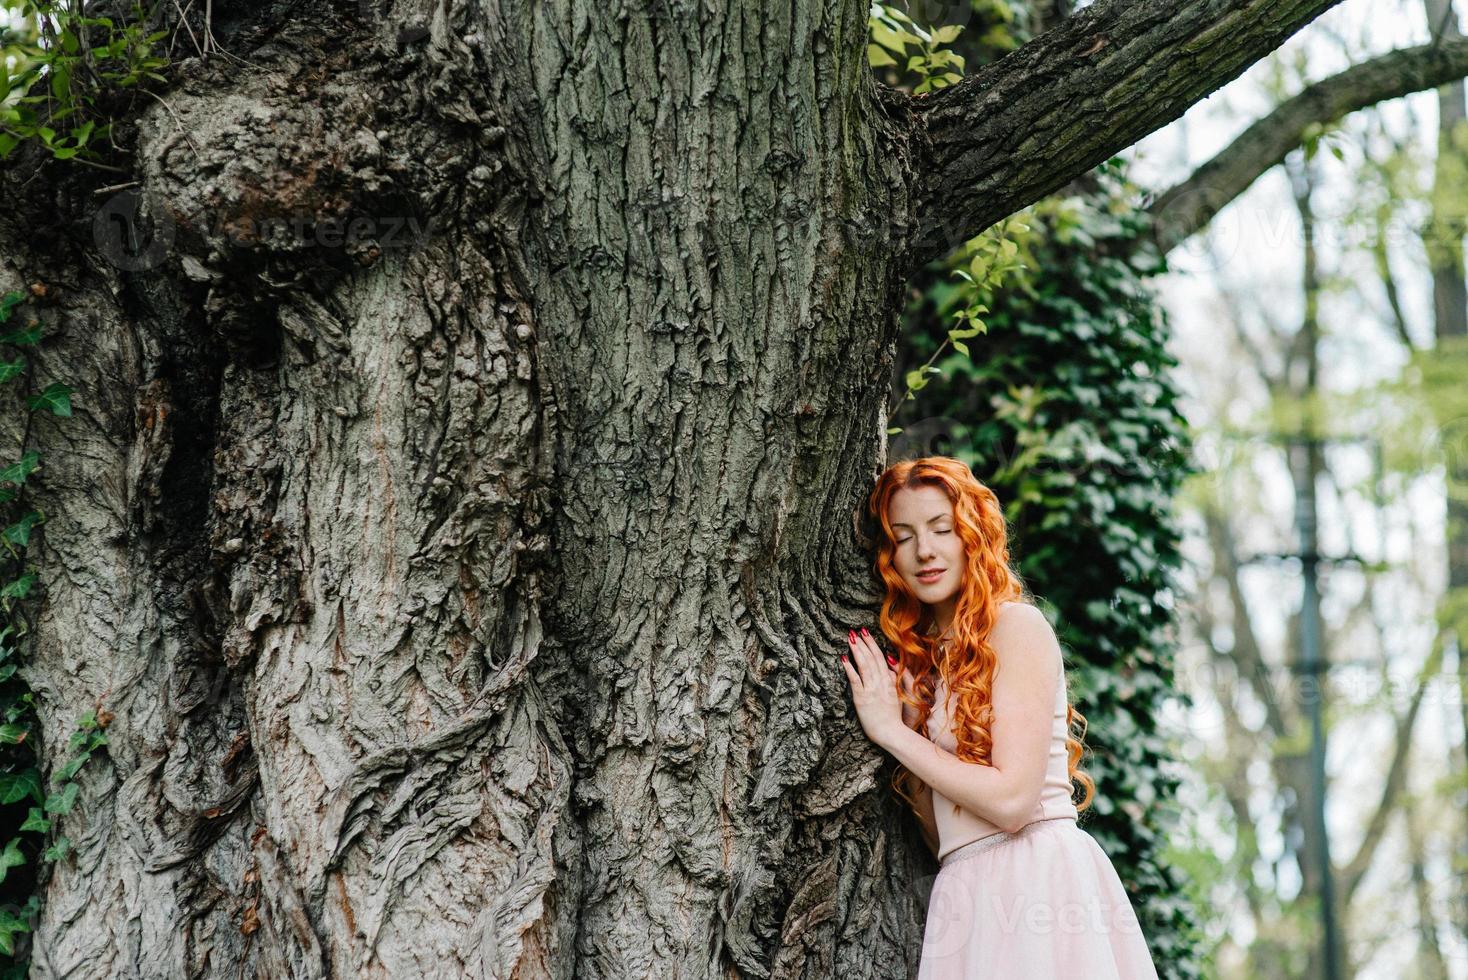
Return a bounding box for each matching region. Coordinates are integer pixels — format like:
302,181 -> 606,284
1293,432 -> 1341,980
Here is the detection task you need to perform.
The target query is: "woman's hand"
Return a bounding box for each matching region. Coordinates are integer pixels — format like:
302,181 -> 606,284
841,627 -> 905,749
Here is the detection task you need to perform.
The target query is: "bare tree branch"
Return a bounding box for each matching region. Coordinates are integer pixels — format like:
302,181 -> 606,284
903,0 -> 1351,267
1147,36 -> 1468,253
1337,641 -> 1442,902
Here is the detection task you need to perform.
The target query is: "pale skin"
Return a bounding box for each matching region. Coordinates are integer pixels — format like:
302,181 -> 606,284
843,485 -> 1062,854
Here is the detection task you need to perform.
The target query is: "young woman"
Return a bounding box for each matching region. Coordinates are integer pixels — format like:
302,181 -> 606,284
840,456 -> 1159,979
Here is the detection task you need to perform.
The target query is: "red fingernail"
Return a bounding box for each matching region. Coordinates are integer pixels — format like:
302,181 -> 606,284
862,627 -> 870,637
841,655 -> 848,663
886,655 -> 897,665
848,629 -> 855,642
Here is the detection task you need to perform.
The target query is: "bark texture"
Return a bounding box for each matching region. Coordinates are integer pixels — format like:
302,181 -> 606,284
0,0 -> 1354,976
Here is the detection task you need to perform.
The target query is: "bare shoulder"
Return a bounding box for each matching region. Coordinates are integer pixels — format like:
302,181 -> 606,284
991,602 -> 1061,669
994,600 -> 1051,633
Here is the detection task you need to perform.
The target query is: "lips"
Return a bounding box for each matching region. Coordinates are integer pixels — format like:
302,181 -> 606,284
916,568 -> 945,583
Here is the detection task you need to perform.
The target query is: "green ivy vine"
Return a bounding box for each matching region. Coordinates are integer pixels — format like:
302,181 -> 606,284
0,288 -> 96,973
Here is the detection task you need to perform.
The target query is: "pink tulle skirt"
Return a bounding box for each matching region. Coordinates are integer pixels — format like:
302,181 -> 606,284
917,816 -> 1159,979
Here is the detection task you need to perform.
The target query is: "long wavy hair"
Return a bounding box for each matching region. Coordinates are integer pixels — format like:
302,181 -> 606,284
865,456 -> 1095,820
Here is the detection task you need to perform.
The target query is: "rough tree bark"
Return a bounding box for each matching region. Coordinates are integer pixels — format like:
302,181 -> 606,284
0,0 -> 1348,976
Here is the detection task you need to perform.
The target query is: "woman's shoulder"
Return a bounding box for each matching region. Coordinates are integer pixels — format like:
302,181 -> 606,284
991,601 -> 1062,664
995,599 -> 1047,626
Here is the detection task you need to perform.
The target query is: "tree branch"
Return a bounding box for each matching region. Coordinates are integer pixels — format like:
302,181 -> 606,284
1337,641 -> 1442,903
1148,35 -> 1468,253
905,0 -> 1349,268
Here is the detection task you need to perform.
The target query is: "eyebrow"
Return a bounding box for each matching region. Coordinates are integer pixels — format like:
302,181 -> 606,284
890,514 -> 950,530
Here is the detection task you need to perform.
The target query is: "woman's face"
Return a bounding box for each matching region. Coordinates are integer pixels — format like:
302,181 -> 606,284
887,484 -> 964,614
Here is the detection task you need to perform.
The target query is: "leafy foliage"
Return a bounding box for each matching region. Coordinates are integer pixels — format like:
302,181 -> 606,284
0,0 -> 170,163
0,289 -> 100,972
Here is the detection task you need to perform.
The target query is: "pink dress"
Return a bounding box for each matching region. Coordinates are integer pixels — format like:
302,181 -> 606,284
917,654 -> 1159,979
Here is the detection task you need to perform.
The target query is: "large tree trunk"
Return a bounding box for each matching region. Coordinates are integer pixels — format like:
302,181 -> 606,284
3,1 -> 1348,976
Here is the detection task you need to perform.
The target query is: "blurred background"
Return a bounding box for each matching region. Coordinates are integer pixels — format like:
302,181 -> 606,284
873,1 -> 1468,977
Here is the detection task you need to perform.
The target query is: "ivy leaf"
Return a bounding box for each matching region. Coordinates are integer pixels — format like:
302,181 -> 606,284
19,807 -> 50,833
0,357 -> 26,383
0,574 -> 36,600
0,293 -> 23,323
0,724 -> 27,745
44,781 -> 79,815
0,320 -> 41,345
0,838 -> 24,886
42,836 -> 70,861
28,381 -> 73,417
2,511 -> 42,548
0,769 -> 42,805
54,751 -> 90,784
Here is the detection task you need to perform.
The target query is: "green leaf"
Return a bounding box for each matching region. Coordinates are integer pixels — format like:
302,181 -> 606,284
0,293 -> 22,323
0,573 -> 36,600
54,751 -> 90,784
931,24 -> 963,44
866,43 -> 897,67
0,320 -> 43,345
0,838 -> 24,886
869,21 -> 912,55
43,835 -> 71,861
19,807 -> 50,833
44,781 -> 79,815
1,512 -> 41,548
28,381 -> 73,417
0,769 -> 42,805
0,357 -> 26,383
0,724 -> 26,745
952,340 -> 969,356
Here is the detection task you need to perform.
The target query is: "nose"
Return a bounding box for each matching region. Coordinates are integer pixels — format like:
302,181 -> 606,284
916,533 -> 937,562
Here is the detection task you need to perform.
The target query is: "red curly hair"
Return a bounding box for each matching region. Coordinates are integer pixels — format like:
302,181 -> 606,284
865,456 -> 1095,820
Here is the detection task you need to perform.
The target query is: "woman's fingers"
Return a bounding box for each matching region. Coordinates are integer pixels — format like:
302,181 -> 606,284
856,628 -> 885,674
846,630 -> 869,685
842,635 -> 866,689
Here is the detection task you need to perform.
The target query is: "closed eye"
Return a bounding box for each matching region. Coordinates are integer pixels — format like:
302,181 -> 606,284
895,529 -> 951,544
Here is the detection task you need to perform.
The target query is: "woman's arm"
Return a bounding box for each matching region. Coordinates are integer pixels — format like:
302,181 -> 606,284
877,604 -> 1060,834
913,782 -> 940,858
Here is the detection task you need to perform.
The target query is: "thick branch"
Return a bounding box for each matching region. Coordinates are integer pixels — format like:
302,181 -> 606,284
907,0 -> 1348,267
1148,35 -> 1468,253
